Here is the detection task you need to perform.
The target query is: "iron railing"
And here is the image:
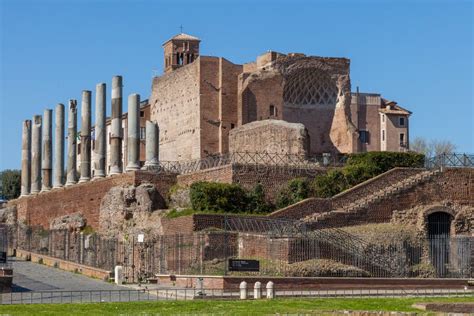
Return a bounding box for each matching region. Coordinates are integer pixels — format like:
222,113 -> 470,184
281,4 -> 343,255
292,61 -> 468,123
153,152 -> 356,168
1,287 -> 472,305
425,153 -> 473,169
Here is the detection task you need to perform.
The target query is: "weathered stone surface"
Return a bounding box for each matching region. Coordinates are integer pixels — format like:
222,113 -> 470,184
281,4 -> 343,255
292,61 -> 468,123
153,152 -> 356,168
98,183 -> 166,238
391,202 -> 474,235
168,185 -> 191,209
229,119 -> 310,156
0,206 -> 17,225
50,212 -> 86,230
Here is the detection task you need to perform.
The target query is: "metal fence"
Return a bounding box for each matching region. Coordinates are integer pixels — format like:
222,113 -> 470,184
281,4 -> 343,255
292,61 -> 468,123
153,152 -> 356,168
155,151 -> 347,174
0,225 -> 10,268
425,153 -> 474,169
1,287 -> 472,305
11,225 -> 473,281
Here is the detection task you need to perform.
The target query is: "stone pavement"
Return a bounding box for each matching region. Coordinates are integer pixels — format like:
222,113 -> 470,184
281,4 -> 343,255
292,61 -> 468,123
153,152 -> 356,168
10,258 -> 125,292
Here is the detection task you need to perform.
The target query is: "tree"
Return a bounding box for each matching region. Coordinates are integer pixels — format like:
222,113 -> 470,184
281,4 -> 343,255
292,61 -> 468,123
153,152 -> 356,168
411,137 -> 457,157
0,169 -> 21,200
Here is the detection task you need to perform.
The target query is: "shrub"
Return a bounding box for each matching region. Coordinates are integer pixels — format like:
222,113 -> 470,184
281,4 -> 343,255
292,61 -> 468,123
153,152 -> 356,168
410,263 -> 437,278
312,169 -> 349,198
190,182 -> 249,213
311,152 -> 425,198
246,184 -> 274,214
276,178 -> 311,209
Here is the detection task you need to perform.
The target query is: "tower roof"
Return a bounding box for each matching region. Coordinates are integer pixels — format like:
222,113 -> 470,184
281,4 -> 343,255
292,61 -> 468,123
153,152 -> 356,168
162,33 -> 200,46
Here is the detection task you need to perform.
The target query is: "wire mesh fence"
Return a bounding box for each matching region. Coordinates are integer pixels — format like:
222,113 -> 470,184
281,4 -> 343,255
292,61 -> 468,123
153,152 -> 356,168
9,224 -> 473,281
425,153 -> 474,169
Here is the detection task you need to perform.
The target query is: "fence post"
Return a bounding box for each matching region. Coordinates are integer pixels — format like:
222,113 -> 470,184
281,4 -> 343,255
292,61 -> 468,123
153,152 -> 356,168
115,265 -> 123,285
266,281 -> 274,299
239,281 -> 247,300
254,281 -> 262,299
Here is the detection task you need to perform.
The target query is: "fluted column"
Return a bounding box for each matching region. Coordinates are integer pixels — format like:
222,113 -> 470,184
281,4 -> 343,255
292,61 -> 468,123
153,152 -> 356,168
110,76 -> 123,175
41,109 -> 53,191
53,103 -> 65,188
126,93 -> 140,171
143,120 -> 159,170
79,90 -> 92,183
20,120 -> 32,196
93,83 -> 106,179
66,100 -> 78,186
30,115 -> 42,194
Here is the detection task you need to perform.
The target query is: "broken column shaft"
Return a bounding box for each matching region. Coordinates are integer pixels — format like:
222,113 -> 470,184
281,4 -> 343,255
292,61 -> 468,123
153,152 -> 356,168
79,90 -> 92,182
66,100 -> 78,186
20,120 -> 32,196
110,76 -> 123,175
30,115 -> 42,194
93,83 -> 106,179
126,93 -> 140,171
53,103 -> 65,188
41,109 -> 53,191
143,120 -> 159,169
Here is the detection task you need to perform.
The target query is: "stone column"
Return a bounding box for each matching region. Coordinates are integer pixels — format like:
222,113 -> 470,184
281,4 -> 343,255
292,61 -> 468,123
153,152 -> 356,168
30,115 -> 42,194
53,103 -> 65,188
142,120 -> 159,169
79,90 -> 92,182
20,120 -> 32,196
126,93 -> 140,171
66,100 -> 78,186
93,83 -> 106,179
109,75 -> 123,175
41,109 -> 53,191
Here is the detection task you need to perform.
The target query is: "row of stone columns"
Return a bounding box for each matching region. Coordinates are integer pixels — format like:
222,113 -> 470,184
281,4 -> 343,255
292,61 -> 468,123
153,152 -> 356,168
20,75 -> 160,197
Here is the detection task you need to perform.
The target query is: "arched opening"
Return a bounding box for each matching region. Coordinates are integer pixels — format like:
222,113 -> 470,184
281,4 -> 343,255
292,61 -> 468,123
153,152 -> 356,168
427,211 -> 452,277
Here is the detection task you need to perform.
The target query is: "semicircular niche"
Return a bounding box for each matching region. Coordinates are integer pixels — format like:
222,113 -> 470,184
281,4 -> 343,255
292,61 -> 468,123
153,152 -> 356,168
283,68 -> 338,108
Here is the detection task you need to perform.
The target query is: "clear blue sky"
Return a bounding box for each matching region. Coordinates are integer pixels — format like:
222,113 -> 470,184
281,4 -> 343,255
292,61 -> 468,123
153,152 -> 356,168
0,0 -> 472,170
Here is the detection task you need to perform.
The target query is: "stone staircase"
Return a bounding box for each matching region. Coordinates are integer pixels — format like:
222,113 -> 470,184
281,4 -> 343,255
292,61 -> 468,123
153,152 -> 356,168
303,168 -> 442,224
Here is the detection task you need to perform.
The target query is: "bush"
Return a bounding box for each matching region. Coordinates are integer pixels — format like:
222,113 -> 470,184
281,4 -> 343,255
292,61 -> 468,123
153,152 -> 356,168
312,169 -> 349,198
246,184 -> 274,214
311,152 -> 425,198
410,263 -> 437,278
276,178 -> 311,209
190,182 -> 249,213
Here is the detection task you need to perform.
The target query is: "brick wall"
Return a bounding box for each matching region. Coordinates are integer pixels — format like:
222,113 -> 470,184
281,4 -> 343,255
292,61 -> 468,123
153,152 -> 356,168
10,171 -> 177,230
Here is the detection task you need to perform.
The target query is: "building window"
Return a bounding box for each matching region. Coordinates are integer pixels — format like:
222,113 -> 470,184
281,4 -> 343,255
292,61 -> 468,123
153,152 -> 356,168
400,133 -> 405,146
140,110 -> 145,118
359,130 -> 369,144
269,104 -> 276,116
382,114 -> 385,122
140,127 -> 146,140
382,130 -> 385,141
399,117 -> 405,126
230,123 -> 235,129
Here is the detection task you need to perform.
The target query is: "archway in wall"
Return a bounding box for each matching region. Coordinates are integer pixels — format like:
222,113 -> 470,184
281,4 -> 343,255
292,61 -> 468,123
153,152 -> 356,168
427,211 -> 452,277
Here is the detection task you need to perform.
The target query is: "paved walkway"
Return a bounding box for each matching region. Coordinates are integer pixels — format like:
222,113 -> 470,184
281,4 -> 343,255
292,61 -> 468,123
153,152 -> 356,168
10,258 -> 125,292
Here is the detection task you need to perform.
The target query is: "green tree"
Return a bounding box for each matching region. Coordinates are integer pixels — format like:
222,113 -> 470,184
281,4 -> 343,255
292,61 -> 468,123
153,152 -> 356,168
276,178 -> 311,209
0,169 -> 21,200
246,183 -> 273,214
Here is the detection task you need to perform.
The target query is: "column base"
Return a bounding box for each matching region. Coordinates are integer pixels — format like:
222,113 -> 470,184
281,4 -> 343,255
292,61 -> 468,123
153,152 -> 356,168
109,166 -> 122,175
126,163 -> 141,172
65,181 -> 77,187
53,184 -> 64,189
78,177 -> 91,183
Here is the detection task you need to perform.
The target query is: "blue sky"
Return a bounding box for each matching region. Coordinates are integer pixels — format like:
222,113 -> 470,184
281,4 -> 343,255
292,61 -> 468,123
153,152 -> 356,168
0,0 -> 472,170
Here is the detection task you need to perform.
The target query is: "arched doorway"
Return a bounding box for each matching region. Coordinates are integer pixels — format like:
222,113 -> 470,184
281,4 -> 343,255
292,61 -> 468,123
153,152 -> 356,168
427,211 -> 452,277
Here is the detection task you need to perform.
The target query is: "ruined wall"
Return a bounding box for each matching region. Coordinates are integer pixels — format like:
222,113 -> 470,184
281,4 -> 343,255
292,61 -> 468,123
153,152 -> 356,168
9,171 -> 177,230
150,60 -> 201,161
238,53 -> 358,155
229,120 -> 310,156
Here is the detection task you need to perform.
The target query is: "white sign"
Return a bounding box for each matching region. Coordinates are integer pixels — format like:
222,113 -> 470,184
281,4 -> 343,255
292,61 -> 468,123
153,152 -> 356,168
137,234 -> 144,243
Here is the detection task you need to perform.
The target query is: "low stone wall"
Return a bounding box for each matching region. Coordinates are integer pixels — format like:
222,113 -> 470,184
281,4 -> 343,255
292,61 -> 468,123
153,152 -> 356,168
0,267 -> 13,293
15,249 -> 112,281
155,274 -> 472,290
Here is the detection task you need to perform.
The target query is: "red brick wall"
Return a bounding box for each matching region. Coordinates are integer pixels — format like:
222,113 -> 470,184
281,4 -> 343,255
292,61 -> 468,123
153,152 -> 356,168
10,171 -> 177,230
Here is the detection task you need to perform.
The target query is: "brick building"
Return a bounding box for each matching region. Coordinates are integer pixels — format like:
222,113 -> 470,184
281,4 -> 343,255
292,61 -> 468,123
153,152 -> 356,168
150,33 -> 411,162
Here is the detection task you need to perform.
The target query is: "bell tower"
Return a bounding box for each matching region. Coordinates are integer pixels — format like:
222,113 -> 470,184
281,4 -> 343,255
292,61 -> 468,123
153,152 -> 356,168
163,33 -> 200,73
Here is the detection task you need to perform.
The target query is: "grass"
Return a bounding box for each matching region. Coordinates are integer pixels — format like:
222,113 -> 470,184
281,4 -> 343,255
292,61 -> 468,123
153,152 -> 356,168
0,296 -> 472,315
